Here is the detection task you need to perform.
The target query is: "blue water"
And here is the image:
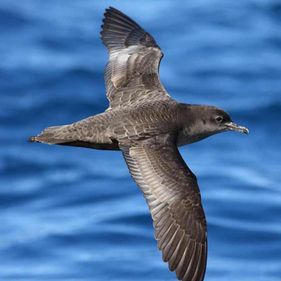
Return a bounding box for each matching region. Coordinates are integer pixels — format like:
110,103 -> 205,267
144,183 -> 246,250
1,1 -> 281,280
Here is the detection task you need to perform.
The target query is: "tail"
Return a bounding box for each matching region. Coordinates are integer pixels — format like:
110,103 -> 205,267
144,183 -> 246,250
29,125 -> 72,145
29,116 -> 119,150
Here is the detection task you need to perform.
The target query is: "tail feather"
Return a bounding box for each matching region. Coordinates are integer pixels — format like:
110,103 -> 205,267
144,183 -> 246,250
29,120 -> 119,150
29,125 -> 71,145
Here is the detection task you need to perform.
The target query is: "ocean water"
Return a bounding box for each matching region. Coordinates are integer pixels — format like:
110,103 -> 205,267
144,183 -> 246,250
1,0 -> 281,280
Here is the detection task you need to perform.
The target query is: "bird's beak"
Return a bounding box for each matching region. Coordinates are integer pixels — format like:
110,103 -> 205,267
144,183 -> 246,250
225,122 -> 249,134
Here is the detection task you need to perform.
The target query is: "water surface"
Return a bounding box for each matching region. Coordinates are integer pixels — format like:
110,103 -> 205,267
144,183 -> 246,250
1,1 -> 281,280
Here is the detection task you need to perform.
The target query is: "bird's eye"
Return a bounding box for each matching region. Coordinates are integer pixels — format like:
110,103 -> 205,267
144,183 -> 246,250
215,116 -> 223,123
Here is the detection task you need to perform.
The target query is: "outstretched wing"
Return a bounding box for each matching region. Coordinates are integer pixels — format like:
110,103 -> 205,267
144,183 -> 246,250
121,135 -> 207,281
100,7 -> 171,110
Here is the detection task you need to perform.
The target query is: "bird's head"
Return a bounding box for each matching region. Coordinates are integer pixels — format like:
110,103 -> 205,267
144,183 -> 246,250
178,105 -> 249,145
201,107 -> 249,135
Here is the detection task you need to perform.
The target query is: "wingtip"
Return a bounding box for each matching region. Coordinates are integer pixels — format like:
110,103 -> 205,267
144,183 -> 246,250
100,6 -> 149,51
102,6 -> 119,23
100,7 -> 114,39
104,6 -> 120,14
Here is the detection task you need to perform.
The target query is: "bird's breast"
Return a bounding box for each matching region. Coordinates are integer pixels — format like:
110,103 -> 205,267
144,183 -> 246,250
177,126 -> 210,146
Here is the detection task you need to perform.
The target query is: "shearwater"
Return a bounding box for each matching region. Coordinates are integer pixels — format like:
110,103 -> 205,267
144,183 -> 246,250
30,7 -> 249,281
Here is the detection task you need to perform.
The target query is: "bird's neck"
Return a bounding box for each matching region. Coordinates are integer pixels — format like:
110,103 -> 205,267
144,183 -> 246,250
176,104 -> 214,146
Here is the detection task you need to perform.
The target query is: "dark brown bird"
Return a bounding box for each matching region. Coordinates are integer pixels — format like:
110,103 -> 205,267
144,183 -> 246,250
30,7 -> 249,281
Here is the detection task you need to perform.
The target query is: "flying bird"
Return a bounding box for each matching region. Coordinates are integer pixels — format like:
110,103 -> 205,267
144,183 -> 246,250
30,7 -> 249,281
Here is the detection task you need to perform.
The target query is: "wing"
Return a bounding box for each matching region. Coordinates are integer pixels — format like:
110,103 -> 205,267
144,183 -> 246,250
121,135 -> 207,281
100,7 -> 171,110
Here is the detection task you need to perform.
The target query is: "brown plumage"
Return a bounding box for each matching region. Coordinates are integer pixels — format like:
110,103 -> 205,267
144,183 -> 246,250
30,7 -> 249,281
100,7 -> 170,109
